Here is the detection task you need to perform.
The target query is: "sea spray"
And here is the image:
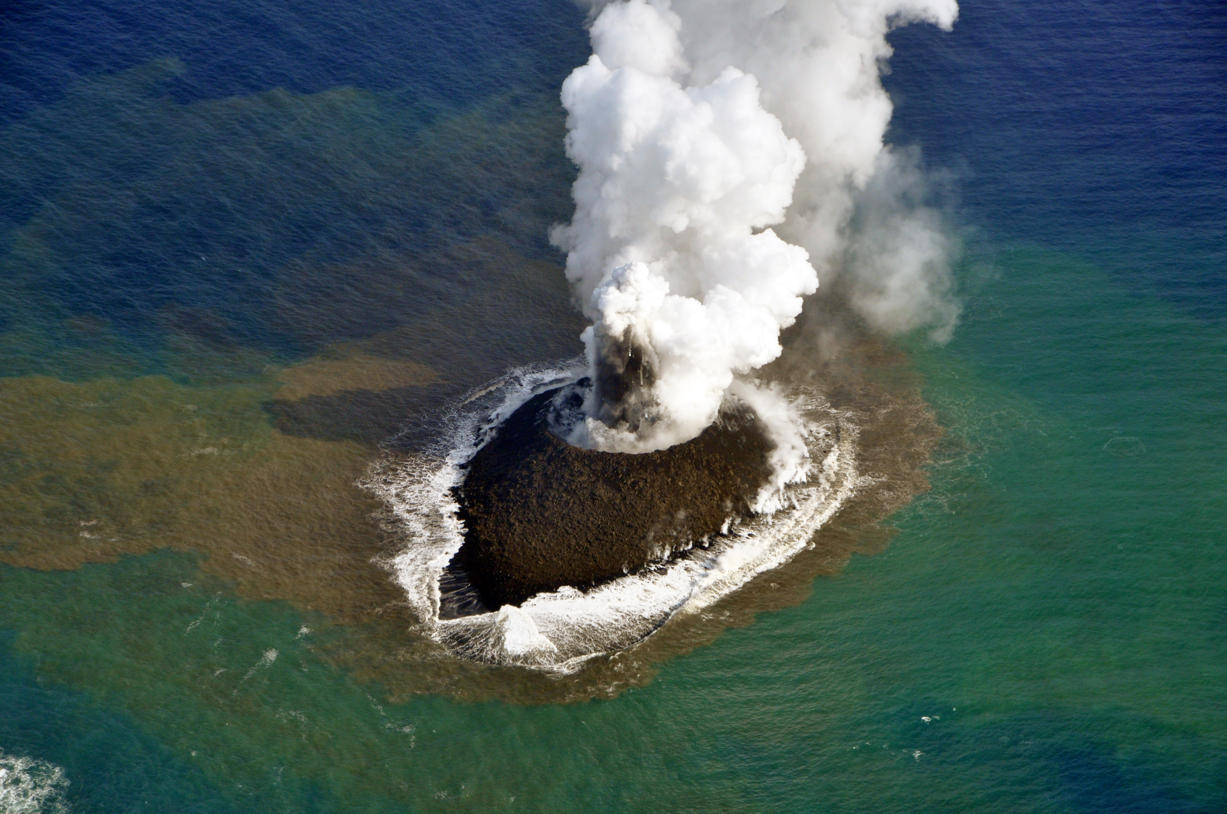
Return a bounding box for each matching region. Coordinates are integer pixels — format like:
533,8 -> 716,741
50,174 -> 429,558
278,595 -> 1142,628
376,365 -> 859,669
0,750 -> 70,814
554,0 -> 959,451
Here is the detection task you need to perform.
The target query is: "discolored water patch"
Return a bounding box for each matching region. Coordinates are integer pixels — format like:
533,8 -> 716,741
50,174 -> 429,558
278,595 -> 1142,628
0,369 -> 410,622
356,297 -> 944,694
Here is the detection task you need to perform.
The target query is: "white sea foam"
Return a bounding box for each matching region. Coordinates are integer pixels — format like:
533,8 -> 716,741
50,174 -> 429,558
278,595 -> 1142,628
369,364 -> 859,671
0,750 -> 70,814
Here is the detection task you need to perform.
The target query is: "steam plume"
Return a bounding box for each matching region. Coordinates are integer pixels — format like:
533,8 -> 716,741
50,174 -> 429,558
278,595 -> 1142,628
553,0 -> 959,452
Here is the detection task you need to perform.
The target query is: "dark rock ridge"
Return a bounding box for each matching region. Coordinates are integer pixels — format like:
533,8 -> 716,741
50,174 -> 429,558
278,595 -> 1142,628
450,385 -> 775,610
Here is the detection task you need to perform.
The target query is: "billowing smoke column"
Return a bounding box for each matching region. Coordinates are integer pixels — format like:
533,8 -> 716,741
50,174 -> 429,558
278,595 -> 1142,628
553,0 -> 959,452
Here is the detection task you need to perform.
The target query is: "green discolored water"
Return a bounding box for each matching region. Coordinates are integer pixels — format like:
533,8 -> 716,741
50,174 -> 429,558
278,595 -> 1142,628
3,239 -> 1224,811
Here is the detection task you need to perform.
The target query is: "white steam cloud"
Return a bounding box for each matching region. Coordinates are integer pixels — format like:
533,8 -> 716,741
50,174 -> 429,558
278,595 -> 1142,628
553,0 -> 959,452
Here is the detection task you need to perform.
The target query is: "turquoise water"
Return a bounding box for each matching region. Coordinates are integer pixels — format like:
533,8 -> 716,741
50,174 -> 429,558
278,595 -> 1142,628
2,0 -> 1225,811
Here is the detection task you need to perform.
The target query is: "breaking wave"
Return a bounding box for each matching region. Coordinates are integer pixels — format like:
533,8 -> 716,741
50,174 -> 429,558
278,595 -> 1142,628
368,362 -> 861,671
0,749 -> 70,814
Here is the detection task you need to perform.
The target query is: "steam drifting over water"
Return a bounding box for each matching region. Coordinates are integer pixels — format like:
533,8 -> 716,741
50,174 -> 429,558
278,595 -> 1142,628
375,0 -> 960,670
555,0 -> 960,452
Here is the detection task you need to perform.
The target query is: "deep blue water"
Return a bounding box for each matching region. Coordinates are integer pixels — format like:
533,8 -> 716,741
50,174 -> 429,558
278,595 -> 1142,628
0,0 -> 582,120
887,0 -> 1227,317
0,0 -> 587,371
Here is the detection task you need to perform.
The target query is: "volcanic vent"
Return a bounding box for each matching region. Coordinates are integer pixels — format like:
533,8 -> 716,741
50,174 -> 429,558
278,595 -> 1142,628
446,379 -> 776,611
376,0 -> 959,669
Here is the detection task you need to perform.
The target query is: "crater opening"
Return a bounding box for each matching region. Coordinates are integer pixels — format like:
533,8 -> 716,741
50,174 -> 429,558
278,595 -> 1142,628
443,379 -> 776,612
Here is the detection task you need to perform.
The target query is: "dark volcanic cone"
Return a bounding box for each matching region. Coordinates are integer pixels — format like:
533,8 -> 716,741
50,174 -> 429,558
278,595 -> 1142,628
451,385 -> 775,610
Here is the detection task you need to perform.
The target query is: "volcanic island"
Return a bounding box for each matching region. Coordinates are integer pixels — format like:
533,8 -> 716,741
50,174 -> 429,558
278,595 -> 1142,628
448,383 -> 777,610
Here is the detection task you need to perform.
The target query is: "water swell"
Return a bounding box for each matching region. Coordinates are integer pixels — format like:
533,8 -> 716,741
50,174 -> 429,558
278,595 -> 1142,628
368,362 -> 860,671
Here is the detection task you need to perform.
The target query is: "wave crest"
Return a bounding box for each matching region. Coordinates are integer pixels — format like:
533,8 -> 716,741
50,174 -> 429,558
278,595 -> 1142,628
367,362 -> 859,671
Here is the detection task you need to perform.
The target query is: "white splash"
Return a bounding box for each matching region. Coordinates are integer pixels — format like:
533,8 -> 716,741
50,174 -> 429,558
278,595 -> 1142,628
554,0 -> 959,451
0,750 -> 70,814
370,365 -> 861,671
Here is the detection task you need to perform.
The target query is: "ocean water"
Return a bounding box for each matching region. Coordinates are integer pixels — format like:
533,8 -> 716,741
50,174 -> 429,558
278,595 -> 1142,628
1,0 -> 1225,811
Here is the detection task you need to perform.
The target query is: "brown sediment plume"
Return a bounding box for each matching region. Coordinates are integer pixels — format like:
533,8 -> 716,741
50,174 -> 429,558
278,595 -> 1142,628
346,303 -> 946,704
0,370 -> 416,623
0,262 -> 944,705
452,386 -> 774,609
0,224 -> 583,614
273,354 -> 439,401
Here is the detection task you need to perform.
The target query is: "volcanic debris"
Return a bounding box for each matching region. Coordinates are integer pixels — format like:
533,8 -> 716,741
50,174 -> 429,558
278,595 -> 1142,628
450,386 -> 775,609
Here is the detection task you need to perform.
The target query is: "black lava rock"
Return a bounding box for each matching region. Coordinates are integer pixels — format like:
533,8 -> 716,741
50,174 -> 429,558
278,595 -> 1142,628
451,386 -> 774,609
